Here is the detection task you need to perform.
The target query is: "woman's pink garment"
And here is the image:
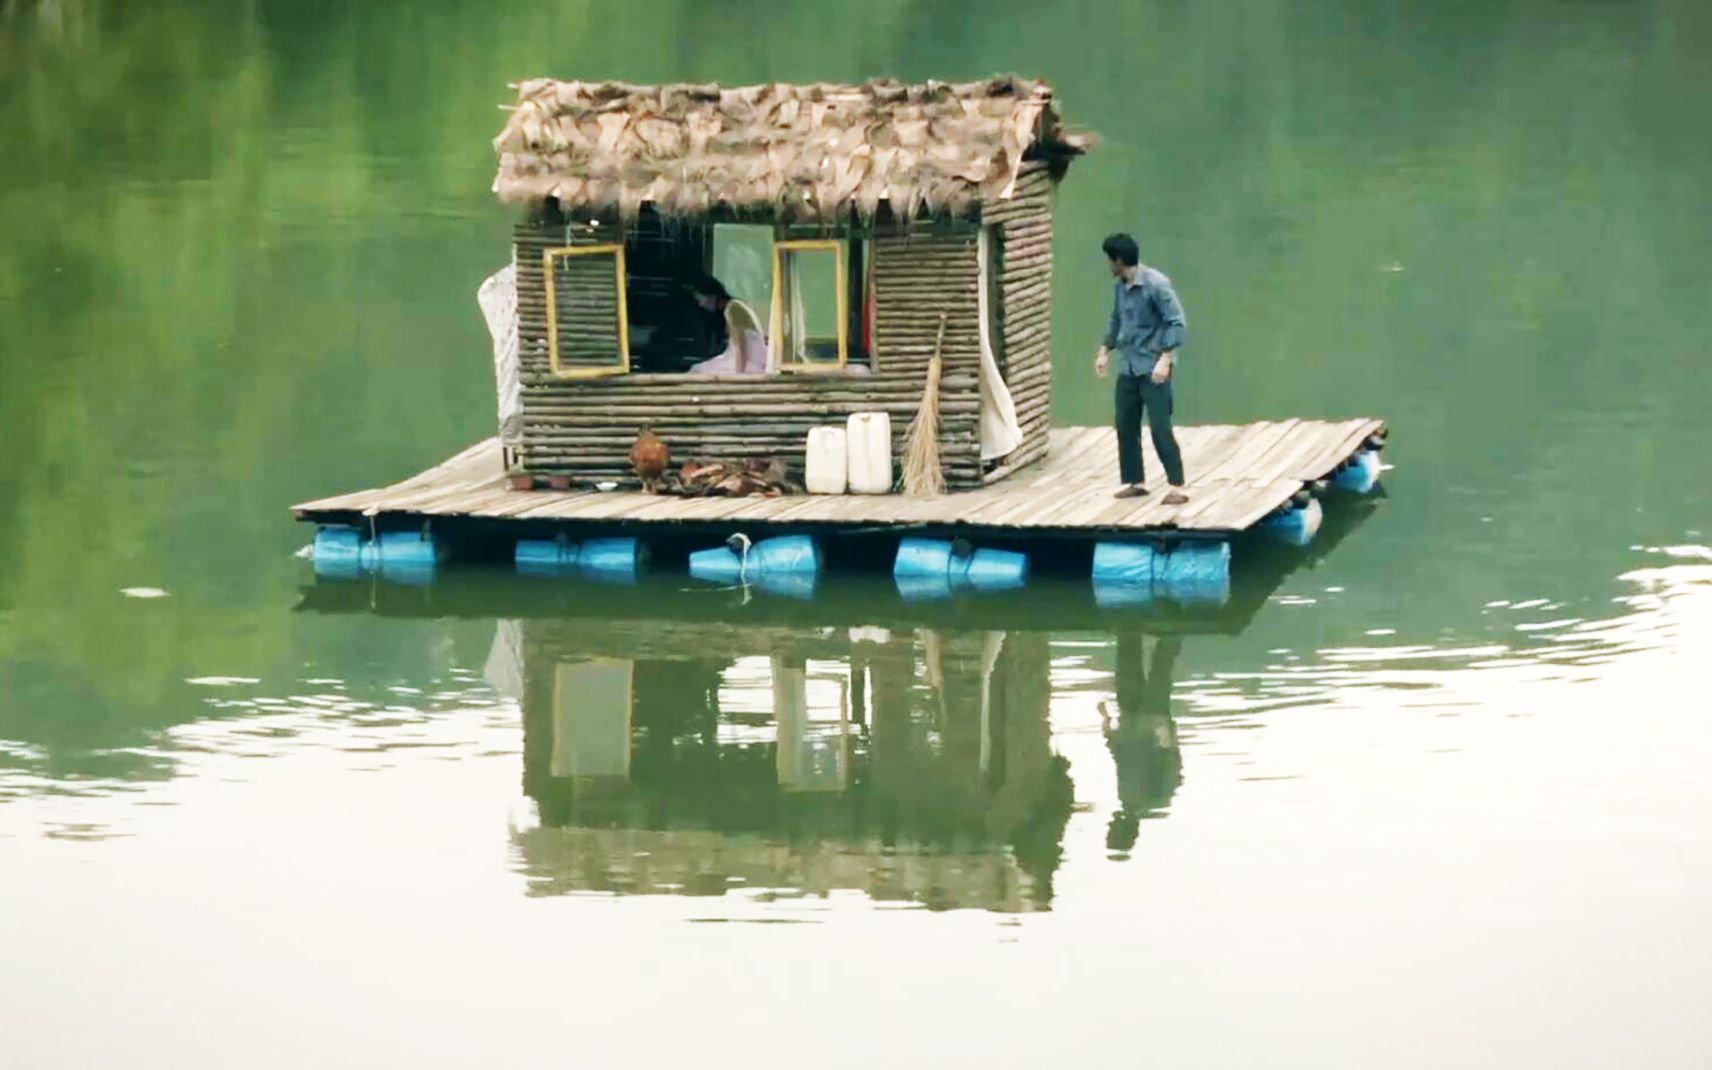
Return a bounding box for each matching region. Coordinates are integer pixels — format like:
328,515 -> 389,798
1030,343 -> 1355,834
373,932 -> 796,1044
689,299 -> 768,375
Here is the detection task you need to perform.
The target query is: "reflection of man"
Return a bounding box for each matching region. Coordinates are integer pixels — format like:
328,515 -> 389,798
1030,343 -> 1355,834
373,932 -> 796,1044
1100,633 -> 1183,854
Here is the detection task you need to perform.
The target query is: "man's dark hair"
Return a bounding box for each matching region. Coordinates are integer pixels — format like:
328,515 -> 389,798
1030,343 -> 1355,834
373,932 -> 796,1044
1101,233 -> 1140,267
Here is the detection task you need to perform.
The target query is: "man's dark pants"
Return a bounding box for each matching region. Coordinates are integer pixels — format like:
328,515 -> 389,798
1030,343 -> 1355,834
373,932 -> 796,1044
1114,372 -> 1185,487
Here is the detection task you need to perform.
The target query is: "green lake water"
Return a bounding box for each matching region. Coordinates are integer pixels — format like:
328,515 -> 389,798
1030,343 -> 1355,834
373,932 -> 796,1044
2,1 -> 1709,1066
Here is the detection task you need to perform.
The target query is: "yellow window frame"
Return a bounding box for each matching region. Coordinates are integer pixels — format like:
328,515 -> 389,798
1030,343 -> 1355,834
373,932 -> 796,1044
544,243 -> 630,379
770,239 -> 848,373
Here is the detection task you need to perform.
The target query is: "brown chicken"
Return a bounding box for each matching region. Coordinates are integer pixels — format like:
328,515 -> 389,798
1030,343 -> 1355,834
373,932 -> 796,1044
629,427 -> 670,492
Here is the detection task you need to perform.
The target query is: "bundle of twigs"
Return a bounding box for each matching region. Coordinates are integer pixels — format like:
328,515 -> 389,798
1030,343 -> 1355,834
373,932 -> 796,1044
656,457 -> 802,498
901,312 -> 949,497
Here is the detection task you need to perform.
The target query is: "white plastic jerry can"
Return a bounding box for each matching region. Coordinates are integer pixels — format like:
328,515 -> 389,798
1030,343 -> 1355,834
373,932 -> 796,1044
804,426 -> 849,495
846,411 -> 893,494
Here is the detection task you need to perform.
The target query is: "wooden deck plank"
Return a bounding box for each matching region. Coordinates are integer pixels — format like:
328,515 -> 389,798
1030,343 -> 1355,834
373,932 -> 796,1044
966,486 -> 1058,527
374,473 -> 508,514
992,453 -> 1106,514
1090,485 -> 1195,530
1184,421 -> 1342,527
1194,420 -> 1300,490
753,494 -> 866,524
1215,480 -> 1309,531
1286,418 -> 1384,481
1070,489 -> 1162,529
292,420 -> 1385,538
1169,486 -> 1239,527
1182,424 -> 1253,487
536,491 -> 660,521
964,482 -> 1069,525
1009,479 -> 1125,528
615,494 -> 726,522
1045,426 -> 1115,476
1148,422 -> 1259,499
1073,426 -> 1250,531
1247,421 -> 1343,486
472,491 -> 595,519
436,486 -> 522,516
511,494 -> 605,520
402,482 -> 503,516
888,492 -> 983,524
649,495 -> 763,523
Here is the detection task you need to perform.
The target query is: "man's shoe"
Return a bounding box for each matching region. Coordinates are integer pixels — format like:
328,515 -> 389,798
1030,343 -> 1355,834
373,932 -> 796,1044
1114,485 -> 1149,499
1162,490 -> 1189,505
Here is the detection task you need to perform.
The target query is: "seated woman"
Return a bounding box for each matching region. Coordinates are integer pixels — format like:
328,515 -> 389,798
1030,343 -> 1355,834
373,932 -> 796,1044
686,273 -> 769,375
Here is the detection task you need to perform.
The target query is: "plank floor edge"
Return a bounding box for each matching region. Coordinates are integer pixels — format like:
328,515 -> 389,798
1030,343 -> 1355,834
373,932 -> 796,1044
291,421 -> 1385,541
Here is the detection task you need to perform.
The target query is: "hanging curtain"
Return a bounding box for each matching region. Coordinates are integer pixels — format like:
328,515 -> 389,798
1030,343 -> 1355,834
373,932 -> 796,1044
977,228 -> 1024,460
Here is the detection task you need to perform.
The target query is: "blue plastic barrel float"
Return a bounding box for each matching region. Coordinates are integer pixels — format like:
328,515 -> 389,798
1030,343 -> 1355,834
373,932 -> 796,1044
1090,541 -> 1161,608
1332,448 -> 1383,493
893,537 -> 1030,600
312,525 -> 444,583
962,548 -> 1030,590
688,535 -> 821,593
751,571 -> 820,600
312,525 -> 366,579
1091,539 -> 1230,607
751,535 -> 822,575
576,538 -> 647,583
515,537 -> 579,575
1157,541 -> 1231,605
514,536 -> 645,582
1260,497 -> 1324,547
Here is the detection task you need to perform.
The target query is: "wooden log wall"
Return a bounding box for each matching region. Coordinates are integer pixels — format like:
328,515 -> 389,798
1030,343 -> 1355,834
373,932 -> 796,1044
870,227 -> 983,488
511,218 -> 989,489
979,161 -> 1057,483
515,219 -> 616,378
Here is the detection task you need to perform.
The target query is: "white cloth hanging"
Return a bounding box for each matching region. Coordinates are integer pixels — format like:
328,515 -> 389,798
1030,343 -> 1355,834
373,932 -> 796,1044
977,228 -> 1024,460
482,619 -> 525,702
477,262 -> 522,445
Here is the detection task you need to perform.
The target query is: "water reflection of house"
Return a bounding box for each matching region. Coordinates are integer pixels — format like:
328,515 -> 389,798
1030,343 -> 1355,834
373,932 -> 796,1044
504,619 -> 1072,912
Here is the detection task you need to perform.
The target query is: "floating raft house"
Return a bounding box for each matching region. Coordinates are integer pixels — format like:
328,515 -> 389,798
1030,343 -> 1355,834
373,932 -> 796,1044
291,76 -> 1388,593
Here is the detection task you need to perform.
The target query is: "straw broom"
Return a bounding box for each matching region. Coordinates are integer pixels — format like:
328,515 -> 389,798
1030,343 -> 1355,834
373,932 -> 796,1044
901,312 -> 949,497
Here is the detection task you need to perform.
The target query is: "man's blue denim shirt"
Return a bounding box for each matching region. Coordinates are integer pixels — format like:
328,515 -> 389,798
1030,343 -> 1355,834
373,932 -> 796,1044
1103,265 -> 1187,377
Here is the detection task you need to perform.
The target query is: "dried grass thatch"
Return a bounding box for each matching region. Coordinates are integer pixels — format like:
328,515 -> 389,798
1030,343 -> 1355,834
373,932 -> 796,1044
492,76 -> 1088,223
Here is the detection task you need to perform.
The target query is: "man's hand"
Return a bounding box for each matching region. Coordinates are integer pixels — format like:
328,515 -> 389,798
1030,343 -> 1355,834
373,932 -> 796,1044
1150,351 -> 1173,384
1095,347 -> 1110,379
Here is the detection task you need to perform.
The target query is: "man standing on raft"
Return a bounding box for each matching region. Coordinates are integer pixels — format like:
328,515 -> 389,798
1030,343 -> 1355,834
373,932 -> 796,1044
1094,233 -> 1189,504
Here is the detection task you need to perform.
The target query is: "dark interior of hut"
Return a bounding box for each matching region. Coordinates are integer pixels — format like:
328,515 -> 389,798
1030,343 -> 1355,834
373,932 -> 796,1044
614,210 -> 872,375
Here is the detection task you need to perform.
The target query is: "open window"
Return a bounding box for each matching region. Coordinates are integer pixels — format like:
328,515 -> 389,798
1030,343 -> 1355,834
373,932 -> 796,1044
771,240 -> 848,372
711,224 -> 773,313
541,222 -> 870,377
623,215 -> 712,373
772,656 -> 852,792
550,658 -> 635,779
544,244 -> 630,378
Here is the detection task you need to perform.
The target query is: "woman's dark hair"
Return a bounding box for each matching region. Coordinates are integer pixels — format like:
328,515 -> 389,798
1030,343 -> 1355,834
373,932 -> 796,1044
1101,233 -> 1140,267
686,271 -> 732,306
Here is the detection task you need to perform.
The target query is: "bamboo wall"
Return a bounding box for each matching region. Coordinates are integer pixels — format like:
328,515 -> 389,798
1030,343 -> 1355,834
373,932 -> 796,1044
511,165 -> 1057,490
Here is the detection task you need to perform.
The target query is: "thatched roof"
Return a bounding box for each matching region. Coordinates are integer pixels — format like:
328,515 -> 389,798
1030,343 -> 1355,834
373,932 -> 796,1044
491,76 -> 1089,222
